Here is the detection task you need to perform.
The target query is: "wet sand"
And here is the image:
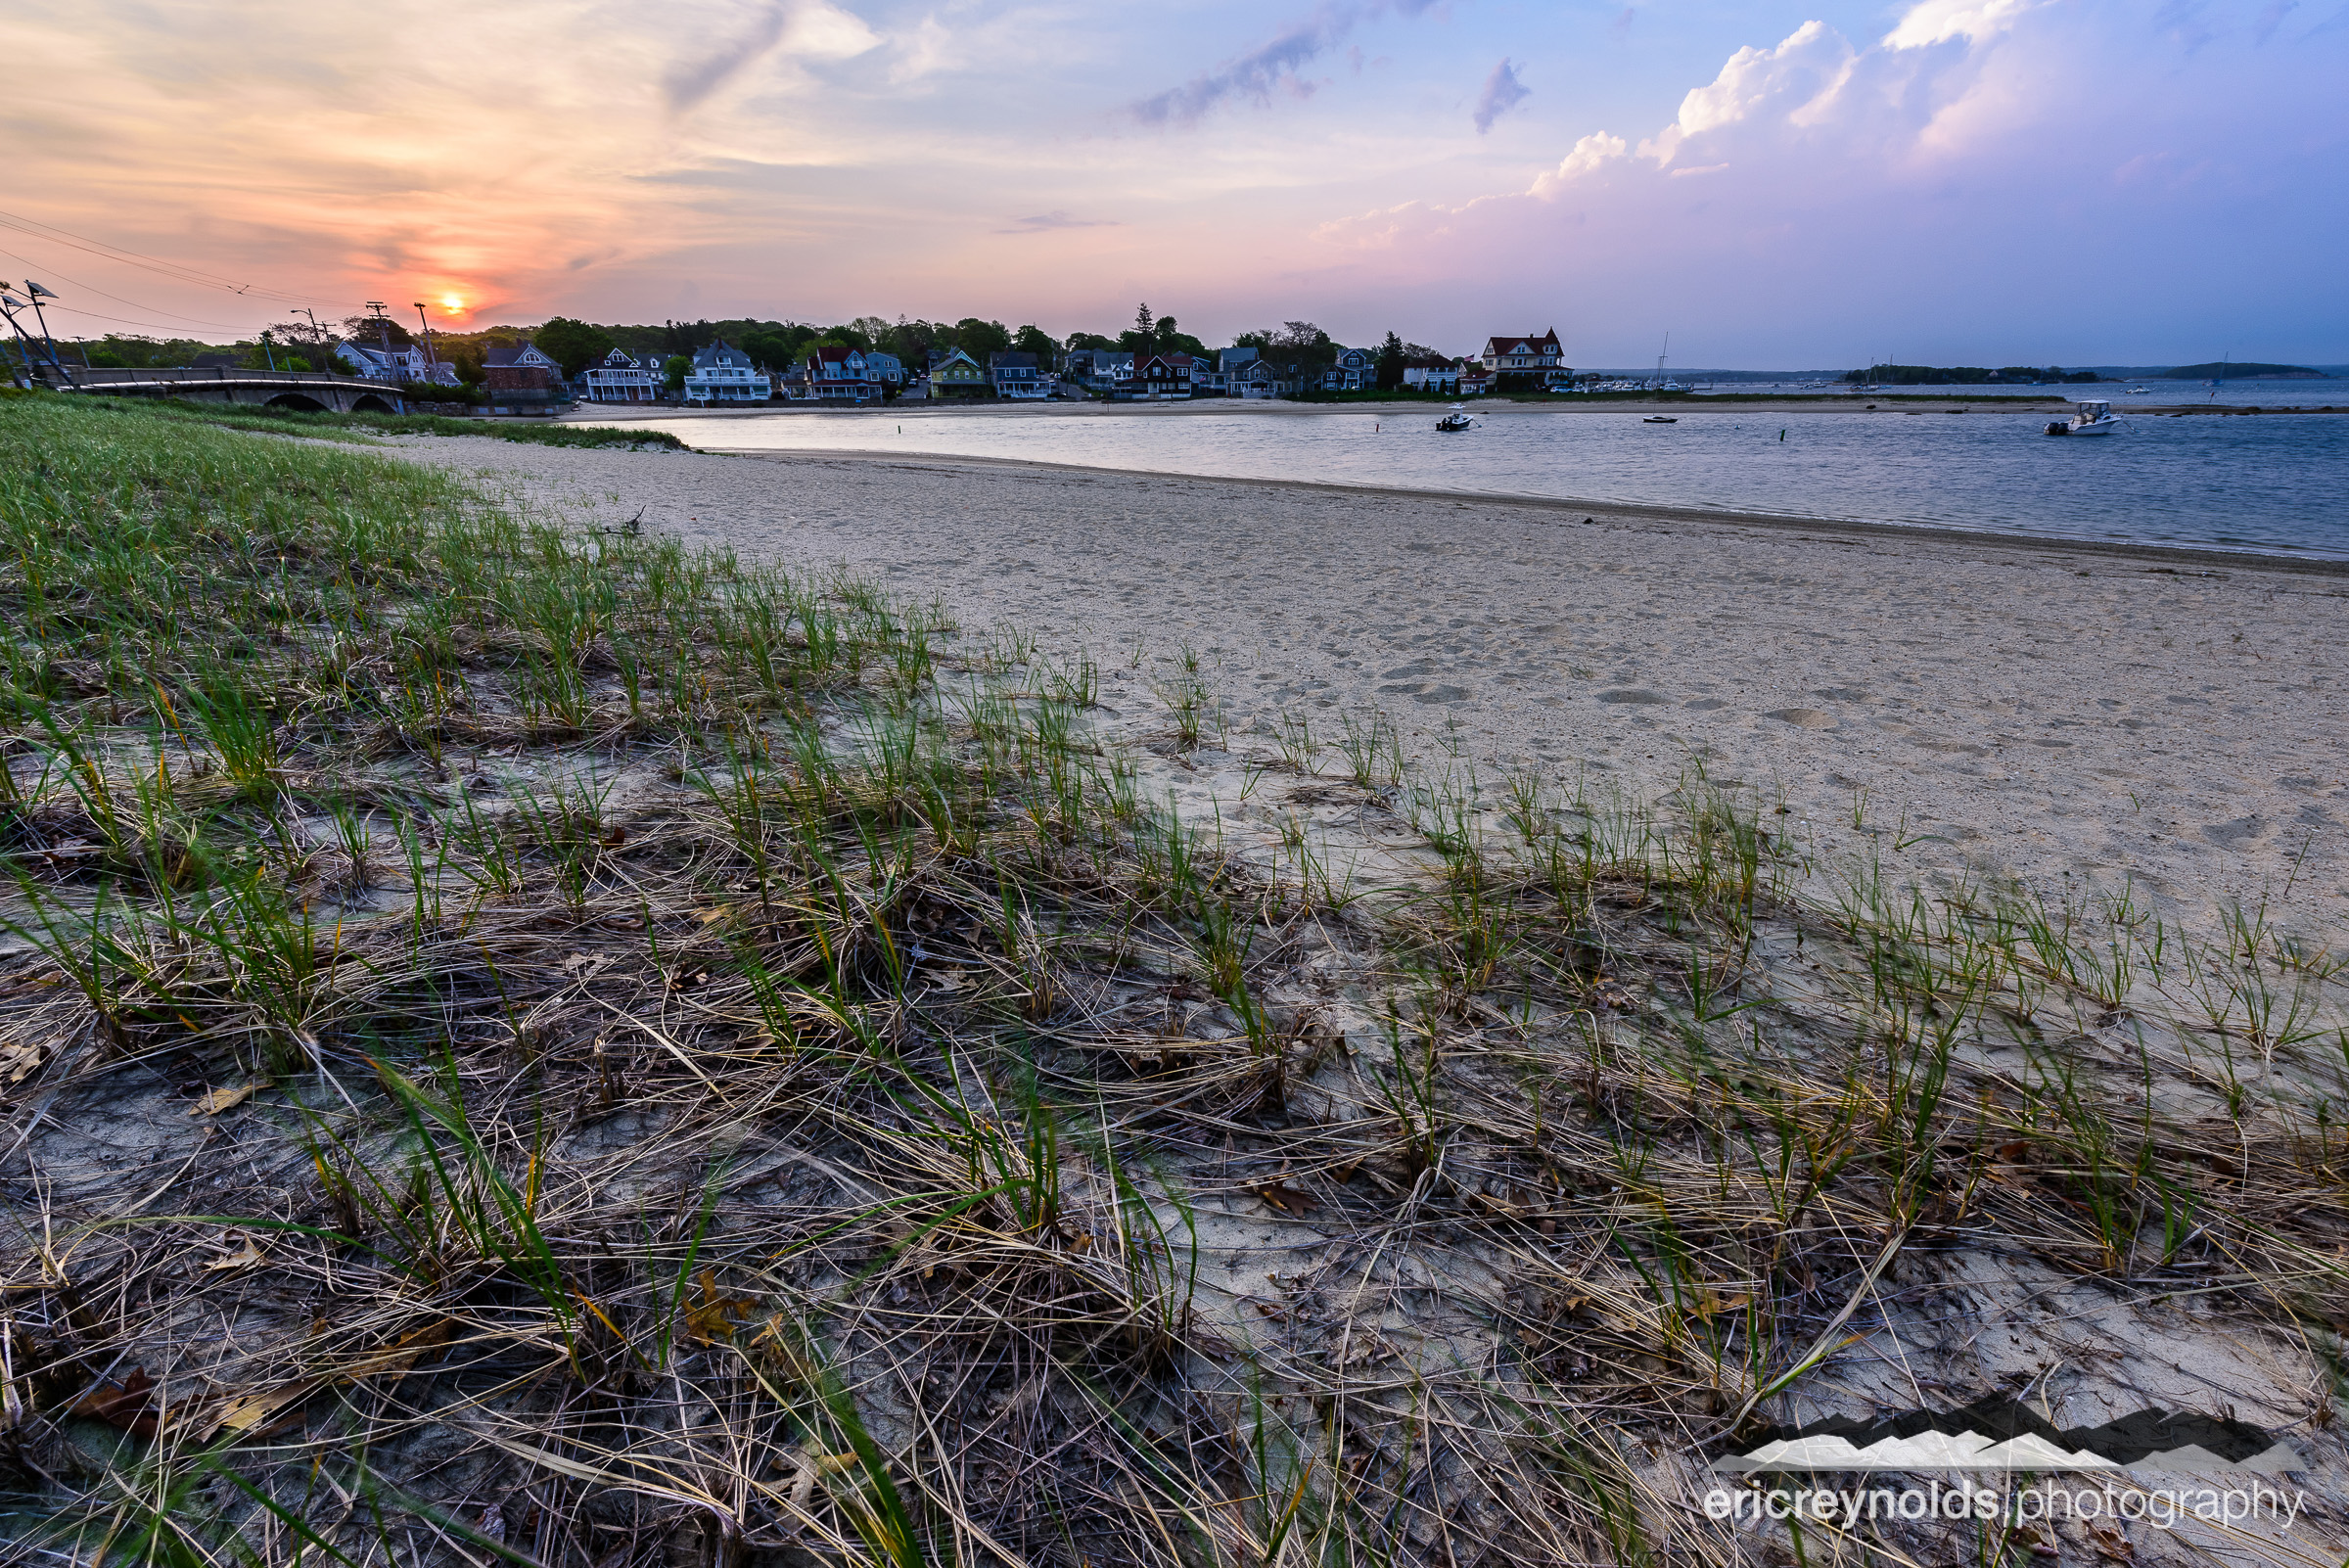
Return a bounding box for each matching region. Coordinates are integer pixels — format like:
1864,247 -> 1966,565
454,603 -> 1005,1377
395,437 -> 2349,939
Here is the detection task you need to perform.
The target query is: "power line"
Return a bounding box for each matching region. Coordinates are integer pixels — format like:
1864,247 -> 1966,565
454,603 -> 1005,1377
34,300 -> 261,336
0,244 -> 243,331
0,207 -> 353,311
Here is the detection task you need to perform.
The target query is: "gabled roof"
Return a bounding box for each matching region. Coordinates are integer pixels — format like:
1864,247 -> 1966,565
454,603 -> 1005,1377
599,347 -> 639,368
484,341 -> 554,369
1481,328 -> 1562,358
693,338 -> 753,368
809,344 -> 865,366
990,351 -> 1037,370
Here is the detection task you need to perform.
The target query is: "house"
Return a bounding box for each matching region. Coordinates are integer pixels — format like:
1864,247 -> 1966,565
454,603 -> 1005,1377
580,346 -> 658,404
685,339 -> 771,405
928,347 -> 990,399
1061,348 -> 1131,393
484,340 -> 565,408
988,350 -> 1047,399
339,340 -> 462,386
771,362 -> 815,401
864,350 -> 905,391
1220,348 -> 1286,399
1118,352 -> 1196,401
1479,329 -> 1571,387
1402,356 -> 1460,394
1318,346 -> 1378,392
1457,363 -> 1495,396
804,345 -> 877,404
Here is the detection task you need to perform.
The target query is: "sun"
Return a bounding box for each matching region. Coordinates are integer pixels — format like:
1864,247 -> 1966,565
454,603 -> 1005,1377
439,295 -> 466,311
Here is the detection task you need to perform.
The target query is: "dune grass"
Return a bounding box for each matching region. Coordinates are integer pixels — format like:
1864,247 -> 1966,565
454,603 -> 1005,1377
0,392 -> 2342,1567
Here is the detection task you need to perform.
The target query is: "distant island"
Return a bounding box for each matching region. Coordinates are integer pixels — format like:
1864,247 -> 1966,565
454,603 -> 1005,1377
1842,364 -> 2102,386
2163,361 -> 2327,380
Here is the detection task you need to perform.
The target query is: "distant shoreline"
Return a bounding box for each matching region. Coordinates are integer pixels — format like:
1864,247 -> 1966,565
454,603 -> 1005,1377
559,393 -> 2341,424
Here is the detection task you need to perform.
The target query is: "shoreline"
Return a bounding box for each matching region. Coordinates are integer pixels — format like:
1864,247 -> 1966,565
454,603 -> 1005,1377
704,444 -> 2349,576
558,394 -> 2339,422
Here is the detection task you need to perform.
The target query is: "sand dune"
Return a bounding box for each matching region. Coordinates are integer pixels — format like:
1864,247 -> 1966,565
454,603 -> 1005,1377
394,438 -> 2349,939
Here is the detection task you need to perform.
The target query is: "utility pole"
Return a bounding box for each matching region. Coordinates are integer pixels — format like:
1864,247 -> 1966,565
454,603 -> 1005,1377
366,300 -> 393,378
412,301 -> 441,383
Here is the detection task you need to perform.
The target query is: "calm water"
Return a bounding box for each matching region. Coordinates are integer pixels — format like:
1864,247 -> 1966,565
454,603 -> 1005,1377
1692,378 -> 2344,409
634,401 -> 2349,560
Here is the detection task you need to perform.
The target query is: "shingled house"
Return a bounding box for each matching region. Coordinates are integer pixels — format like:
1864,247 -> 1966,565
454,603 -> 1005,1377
483,340 -> 564,411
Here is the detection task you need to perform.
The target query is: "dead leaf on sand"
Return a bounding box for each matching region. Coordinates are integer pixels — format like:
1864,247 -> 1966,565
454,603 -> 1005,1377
0,1038 -> 45,1086
189,1083 -> 258,1115
1255,1182 -> 1318,1216
72,1367 -> 160,1436
203,1235 -> 267,1272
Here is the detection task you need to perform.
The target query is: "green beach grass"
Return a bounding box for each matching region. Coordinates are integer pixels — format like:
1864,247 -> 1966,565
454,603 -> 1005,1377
0,391 -> 2341,1566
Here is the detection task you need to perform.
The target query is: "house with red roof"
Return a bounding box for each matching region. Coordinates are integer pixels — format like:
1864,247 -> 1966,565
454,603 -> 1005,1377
1478,329 -> 1571,390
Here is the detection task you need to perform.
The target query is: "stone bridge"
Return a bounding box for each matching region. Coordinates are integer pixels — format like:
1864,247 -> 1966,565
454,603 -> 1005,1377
46,365 -> 419,413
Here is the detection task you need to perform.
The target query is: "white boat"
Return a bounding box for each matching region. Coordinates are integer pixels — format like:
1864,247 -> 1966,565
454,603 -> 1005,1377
2044,399 -> 2124,437
2126,385 -> 2150,394
1436,406 -> 1476,432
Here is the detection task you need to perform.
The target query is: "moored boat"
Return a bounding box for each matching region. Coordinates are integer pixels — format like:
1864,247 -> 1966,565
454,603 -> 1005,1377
2044,399 -> 2124,437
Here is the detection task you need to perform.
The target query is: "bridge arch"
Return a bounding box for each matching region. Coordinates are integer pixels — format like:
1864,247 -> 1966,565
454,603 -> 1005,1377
350,393 -> 396,413
265,392 -> 328,412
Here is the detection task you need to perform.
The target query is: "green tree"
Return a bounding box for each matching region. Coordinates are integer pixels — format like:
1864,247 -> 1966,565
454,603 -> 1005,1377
819,322 -> 873,352
1066,331 -> 1116,352
1130,301 -> 1155,355
535,316 -> 619,378
663,355 -> 691,394
953,317 -> 1011,358
1012,324 -> 1060,366
1376,330 -> 1405,391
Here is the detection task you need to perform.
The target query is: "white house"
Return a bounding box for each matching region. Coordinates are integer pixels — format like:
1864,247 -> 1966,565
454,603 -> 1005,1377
684,339 -> 770,405
1479,329 -> 1570,386
1402,356 -> 1461,394
580,346 -> 658,404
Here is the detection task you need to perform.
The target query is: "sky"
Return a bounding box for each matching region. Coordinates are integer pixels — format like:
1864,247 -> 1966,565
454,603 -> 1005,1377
3,0 -> 2344,367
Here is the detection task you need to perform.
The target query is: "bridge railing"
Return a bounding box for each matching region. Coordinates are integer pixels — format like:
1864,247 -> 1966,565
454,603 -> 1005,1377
66,366 -> 392,390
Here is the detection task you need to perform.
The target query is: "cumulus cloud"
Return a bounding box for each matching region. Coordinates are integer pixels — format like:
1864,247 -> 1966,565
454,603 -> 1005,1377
1130,0 -> 1439,125
1472,58 -> 1529,133
1882,0 -> 2043,49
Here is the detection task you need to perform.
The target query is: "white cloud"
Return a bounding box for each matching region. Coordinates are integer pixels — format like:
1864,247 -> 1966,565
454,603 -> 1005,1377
1529,132 -> 1627,195
1638,21 -> 1856,166
1883,0 -> 2044,50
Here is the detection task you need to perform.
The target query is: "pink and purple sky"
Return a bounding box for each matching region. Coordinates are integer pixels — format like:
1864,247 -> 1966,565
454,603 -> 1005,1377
5,0 -> 2342,366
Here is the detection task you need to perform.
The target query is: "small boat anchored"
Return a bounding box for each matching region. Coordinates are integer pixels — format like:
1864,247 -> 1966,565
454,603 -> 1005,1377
1436,406 -> 1477,432
1641,415 -> 1678,424
2044,399 -> 2124,437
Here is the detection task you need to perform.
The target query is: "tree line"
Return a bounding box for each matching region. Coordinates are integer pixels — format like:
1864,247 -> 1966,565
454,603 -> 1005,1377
58,304 -> 1456,392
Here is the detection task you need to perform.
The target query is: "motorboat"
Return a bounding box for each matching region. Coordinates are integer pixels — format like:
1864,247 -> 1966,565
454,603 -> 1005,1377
1436,406 -> 1476,432
1641,415 -> 1678,424
2044,399 -> 2123,437
2126,385 -> 2150,394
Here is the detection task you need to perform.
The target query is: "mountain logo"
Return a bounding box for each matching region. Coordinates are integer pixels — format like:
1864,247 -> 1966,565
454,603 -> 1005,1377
1713,1398 -> 2303,1475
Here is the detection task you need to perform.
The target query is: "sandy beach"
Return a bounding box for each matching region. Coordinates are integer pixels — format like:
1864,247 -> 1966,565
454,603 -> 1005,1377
399,436 -> 2349,939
